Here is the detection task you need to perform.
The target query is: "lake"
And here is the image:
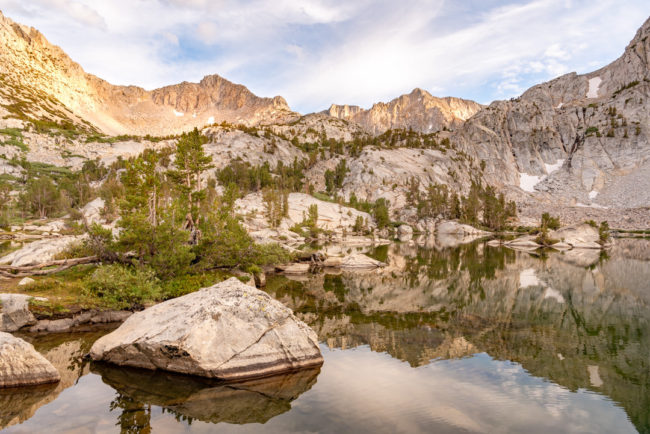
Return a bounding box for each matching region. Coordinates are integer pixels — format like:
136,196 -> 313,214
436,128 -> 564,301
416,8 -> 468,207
2,238 -> 649,433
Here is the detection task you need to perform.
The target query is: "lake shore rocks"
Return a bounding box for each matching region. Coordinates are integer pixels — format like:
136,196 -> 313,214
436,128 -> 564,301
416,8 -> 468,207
503,223 -> 612,250
90,277 -> 323,380
0,332 -> 60,388
0,294 -> 46,332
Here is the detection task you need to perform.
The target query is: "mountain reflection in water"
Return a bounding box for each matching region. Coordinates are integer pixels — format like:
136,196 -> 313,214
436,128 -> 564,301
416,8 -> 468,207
1,239 -> 648,433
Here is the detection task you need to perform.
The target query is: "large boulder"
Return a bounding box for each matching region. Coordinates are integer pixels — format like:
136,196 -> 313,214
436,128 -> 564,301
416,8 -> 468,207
90,278 -> 323,380
436,221 -> 489,236
0,294 -> 46,332
81,197 -> 105,225
339,253 -> 386,269
550,223 -> 609,249
0,332 -> 61,387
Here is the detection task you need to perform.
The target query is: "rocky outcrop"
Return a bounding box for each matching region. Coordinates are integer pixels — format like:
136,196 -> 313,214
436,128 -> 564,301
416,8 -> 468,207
0,236 -> 81,267
436,221 -> 488,236
236,192 -> 376,235
339,253 -> 386,269
90,278 -> 323,380
0,294 -> 45,332
0,332 -> 60,387
80,198 -> 105,225
504,223 -> 610,250
327,88 -> 483,135
550,223 -> 610,249
451,17 -> 650,212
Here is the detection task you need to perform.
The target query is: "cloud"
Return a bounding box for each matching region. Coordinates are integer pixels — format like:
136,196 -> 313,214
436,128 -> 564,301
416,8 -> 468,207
40,0 -> 107,29
0,0 -> 648,112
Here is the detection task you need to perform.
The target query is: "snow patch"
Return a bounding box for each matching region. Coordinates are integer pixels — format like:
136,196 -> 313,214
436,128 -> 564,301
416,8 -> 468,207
192,112 -> 197,118
588,190 -> 598,199
556,102 -> 563,109
519,173 -> 542,192
207,116 -> 215,125
173,109 -> 184,117
520,159 -> 564,192
587,77 -> 601,99
544,159 -> 564,174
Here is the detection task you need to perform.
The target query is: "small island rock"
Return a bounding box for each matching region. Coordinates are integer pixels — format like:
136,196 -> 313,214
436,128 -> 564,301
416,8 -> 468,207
90,278 -> 323,380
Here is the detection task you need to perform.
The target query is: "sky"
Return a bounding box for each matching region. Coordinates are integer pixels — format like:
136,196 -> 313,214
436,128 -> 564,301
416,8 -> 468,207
0,0 -> 648,113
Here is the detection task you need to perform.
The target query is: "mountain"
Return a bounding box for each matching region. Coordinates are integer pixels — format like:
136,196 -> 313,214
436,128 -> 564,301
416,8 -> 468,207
0,9 -> 648,228
326,88 -> 483,135
0,11 -> 296,136
448,16 -> 650,211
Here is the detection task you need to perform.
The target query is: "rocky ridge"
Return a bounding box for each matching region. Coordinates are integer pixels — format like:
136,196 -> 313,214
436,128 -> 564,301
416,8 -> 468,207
0,11 -> 296,136
327,88 -> 483,135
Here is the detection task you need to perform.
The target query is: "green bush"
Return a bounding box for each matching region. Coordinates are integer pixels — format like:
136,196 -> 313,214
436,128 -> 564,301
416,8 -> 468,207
85,265 -> 161,309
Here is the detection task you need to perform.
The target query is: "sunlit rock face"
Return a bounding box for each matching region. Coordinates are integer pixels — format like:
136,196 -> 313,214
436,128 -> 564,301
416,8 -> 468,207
327,89 -> 483,135
0,12 -> 297,136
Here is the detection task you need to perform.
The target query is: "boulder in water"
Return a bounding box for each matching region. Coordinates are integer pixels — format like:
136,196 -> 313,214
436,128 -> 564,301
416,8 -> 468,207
90,278 -> 323,380
0,332 -> 60,387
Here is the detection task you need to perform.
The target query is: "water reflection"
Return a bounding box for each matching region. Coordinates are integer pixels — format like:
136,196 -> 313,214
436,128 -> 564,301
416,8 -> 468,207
1,239 -> 648,433
94,363 -> 320,427
265,239 -> 650,432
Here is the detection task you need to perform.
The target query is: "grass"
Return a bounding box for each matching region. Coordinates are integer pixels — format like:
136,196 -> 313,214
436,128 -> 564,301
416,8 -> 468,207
6,263 -> 235,314
0,127 -> 28,152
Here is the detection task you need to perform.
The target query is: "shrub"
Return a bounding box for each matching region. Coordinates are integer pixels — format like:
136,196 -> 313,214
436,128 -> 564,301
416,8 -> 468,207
85,264 -> 161,309
541,213 -> 560,230
598,221 -> 610,243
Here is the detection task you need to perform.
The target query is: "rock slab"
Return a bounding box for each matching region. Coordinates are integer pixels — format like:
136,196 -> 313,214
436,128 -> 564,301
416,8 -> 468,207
90,278 -> 323,380
0,332 -> 60,387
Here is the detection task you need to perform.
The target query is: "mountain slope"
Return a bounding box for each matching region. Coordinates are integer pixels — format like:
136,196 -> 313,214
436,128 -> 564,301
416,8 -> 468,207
326,88 -> 483,135
0,11 -> 296,136
449,16 -> 650,210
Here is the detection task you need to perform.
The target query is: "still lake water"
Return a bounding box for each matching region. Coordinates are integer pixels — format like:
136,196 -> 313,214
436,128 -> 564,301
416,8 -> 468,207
2,239 -> 649,433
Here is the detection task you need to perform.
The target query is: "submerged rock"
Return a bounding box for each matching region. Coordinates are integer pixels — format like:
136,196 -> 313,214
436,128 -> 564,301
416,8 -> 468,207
90,278 -> 323,380
0,332 -> 60,388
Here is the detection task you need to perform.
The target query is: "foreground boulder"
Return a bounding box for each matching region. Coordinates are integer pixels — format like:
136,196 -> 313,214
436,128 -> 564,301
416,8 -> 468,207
90,278 -> 323,380
0,332 -> 60,387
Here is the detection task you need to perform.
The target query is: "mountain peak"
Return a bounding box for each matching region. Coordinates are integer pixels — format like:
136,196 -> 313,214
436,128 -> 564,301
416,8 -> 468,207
0,11 -> 296,135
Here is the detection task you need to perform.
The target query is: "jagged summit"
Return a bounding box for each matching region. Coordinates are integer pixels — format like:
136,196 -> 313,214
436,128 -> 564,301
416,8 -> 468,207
0,11 -> 297,136
326,88 -> 483,135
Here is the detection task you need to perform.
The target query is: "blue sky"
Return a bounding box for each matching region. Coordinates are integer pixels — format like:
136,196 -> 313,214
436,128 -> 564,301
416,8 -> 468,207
0,0 -> 648,113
